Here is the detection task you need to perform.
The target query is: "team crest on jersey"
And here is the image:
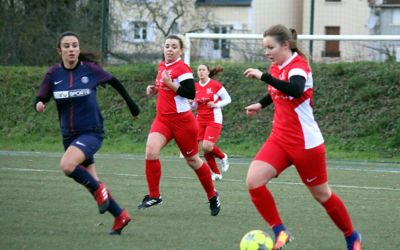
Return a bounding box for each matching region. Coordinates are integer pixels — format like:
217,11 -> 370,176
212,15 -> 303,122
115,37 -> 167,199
206,88 -> 213,94
81,76 -> 89,84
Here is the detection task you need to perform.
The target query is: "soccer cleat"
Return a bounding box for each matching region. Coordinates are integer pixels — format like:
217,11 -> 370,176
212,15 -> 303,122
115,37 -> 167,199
347,231 -> 362,250
211,173 -> 223,181
209,193 -> 221,216
137,195 -> 163,209
273,230 -> 294,250
110,209 -> 132,235
220,153 -> 230,172
93,183 -> 110,214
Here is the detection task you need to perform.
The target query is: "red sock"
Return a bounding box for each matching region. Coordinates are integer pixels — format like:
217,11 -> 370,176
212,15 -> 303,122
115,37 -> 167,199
322,193 -> 354,237
211,145 -> 225,159
145,159 -> 161,198
249,185 -> 283,228
194,162 -> 217,199
204,153 -> 221,174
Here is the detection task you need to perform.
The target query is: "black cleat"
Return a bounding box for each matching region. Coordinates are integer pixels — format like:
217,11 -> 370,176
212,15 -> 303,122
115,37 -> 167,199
137,195 -> 163,209
209,193 -> 221,216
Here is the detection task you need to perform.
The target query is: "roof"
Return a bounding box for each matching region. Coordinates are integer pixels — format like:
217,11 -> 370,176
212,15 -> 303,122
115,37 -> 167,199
195,0 -> 252,7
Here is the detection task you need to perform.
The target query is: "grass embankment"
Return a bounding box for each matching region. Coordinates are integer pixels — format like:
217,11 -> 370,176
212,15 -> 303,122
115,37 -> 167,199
1,62 -> 399,161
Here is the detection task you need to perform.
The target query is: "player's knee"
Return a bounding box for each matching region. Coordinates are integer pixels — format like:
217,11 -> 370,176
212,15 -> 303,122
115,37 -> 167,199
145,145 -> 160,160
59,160 -> 75,175
202,143 -> 213,153
246,176 -> 260,189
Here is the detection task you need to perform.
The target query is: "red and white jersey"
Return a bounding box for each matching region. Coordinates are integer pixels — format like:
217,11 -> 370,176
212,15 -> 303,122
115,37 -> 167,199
155,58 -> 193,115
268,52 -> 324,149
194,79 -> 231,125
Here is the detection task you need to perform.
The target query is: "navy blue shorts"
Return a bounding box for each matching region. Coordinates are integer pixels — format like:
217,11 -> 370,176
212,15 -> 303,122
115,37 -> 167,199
63,132 -> 104,167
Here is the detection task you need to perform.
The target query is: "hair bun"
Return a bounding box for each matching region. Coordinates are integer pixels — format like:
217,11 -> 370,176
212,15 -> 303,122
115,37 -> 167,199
289,28 -> 298,40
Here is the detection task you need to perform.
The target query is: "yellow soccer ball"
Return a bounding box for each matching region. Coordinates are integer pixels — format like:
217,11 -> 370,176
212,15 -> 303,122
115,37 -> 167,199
240,230 -> 274,250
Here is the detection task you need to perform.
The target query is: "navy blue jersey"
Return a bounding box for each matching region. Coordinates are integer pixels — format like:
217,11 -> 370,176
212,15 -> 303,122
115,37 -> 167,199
37,61 -> 112,136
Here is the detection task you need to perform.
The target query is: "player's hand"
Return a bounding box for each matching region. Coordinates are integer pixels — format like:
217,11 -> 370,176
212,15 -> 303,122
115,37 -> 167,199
243,68 -> 263,80
36,101 -> 46,112
207,101 -> 217,108
245,103 -> 262,117
146,85 -> 157,96
161,70 -> 172,86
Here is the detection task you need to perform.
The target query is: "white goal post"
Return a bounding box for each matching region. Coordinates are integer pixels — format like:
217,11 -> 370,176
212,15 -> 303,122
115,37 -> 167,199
184,33 -> 400,64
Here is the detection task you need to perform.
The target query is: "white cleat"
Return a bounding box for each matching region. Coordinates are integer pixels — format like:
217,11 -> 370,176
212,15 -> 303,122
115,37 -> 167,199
211,173 -> 223,181
220,153 -> 230,172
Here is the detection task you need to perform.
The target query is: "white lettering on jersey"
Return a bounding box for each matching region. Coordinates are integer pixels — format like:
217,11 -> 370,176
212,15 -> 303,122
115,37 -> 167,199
53,89 -> 91,99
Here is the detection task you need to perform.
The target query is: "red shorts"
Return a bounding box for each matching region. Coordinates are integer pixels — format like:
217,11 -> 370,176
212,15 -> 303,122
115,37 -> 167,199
254,136 -> 327,187
197,122 -> 222,143
150,112 -> 199,157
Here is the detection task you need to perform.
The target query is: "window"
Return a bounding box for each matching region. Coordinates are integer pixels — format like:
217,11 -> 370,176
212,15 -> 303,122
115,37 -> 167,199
392,9 -> 400,25
122,21 -> 148,43
212,25 -> 233,58
323,26 -> 340,57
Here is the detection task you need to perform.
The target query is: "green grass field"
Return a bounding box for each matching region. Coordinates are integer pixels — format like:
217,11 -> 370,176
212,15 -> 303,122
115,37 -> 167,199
0,151 -> 399,250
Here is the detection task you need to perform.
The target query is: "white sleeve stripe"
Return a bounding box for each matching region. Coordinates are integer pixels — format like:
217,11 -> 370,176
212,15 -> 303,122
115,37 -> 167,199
288,68 -> 307,79
215,87 -> 232,108
178,72 -> 193,82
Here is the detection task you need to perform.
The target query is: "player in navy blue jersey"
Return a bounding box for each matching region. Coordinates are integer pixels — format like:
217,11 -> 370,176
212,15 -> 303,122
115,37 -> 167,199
34,31 -> 139,235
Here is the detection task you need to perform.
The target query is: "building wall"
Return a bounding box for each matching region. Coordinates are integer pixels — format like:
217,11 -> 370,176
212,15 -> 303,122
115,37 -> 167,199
251,0 -> 303,34
303,0 -> 370,61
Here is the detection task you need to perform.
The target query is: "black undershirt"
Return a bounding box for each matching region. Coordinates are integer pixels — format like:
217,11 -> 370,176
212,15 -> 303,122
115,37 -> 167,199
176,78 -> 195,99
258,73 -> 306,108
107,77 -> 140,116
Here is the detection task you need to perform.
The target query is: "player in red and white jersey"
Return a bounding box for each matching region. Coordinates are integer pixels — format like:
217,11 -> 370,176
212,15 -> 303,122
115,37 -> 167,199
243,25 -> 362,250
138,35 -> 221,216
192,64 -> 231,181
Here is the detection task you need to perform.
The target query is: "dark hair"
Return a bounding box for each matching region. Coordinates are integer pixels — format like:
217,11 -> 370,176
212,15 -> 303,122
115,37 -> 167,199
57,31 -> 99,64
263,24 -> 306,59
199,64 -> 224,78
166,34 -> 184,49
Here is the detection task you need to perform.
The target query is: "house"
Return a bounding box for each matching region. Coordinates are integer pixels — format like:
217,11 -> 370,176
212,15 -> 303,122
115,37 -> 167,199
107,0 -> 375,63
368,0 -> 400,61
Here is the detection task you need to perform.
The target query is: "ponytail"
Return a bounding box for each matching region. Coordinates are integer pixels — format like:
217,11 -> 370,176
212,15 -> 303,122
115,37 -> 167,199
209,65 -> 224,78
288,28 -> 306,59
200,64 -> 224,79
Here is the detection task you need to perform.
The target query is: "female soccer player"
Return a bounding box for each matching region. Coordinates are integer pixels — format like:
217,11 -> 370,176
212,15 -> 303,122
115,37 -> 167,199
192,64 -> 231,181
243,25 -> 362,250
34,31 -> 139,235
138,35 -> 221,216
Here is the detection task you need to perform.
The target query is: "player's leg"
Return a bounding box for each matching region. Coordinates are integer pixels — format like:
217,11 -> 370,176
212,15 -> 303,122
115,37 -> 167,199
247,138 -> 293,249
202,139 -> 222,180
198,124 -> 220,177
85,163 -> 131,235
60,134 -> 110,214
138,130 -> 169,209
205,123 -> 230,172
138,116 -> 171,209
175,114 -> 220,216
294,144 -> 361,250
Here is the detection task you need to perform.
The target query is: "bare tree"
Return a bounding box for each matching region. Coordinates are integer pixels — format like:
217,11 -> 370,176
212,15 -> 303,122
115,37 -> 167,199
137,0 -> 215,37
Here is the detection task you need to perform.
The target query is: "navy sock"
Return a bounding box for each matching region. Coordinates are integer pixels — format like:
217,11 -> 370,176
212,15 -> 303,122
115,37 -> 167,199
107,196 -> 123,217
345,231 -> 359,248
272,224 -> 286,239
68,165 -> 99,192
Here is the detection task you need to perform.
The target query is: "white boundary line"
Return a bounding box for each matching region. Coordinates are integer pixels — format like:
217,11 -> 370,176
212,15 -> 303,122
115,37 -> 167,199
1,167 -> 398,192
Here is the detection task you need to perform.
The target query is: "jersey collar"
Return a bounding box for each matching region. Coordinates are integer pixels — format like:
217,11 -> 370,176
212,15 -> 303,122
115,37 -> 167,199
278,52 -> 298,70
165,57 -> 182,67
199,78 -> 211,87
